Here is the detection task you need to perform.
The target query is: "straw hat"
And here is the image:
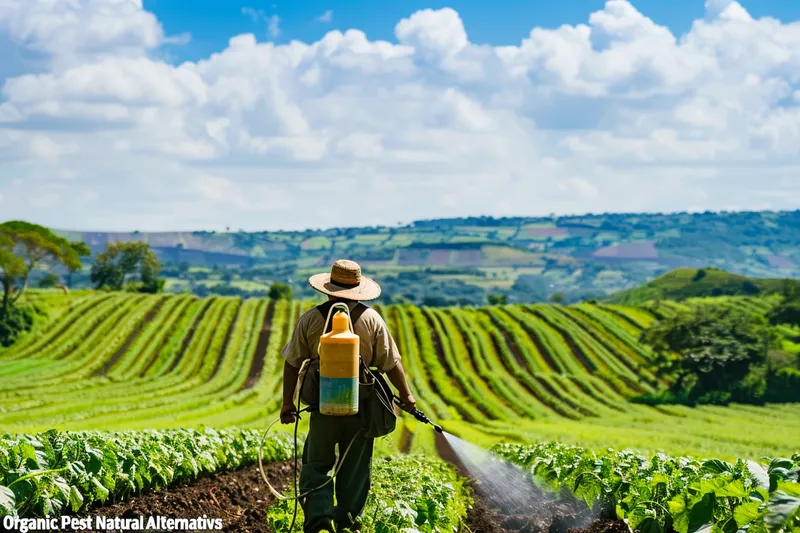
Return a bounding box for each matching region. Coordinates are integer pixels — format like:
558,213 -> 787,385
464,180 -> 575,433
308,259 -> 381,301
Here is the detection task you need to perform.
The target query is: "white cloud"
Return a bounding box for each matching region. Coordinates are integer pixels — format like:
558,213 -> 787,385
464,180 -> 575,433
0,0 -> 163,66
241,7 -> 262,24
566,178 -> 600,199
1,0 -> 800,231
316,10 -> 333,23
241,7 -> 279,41
29,135 -> 72,161
163,33 -> 192,46
267,15 -> 280,40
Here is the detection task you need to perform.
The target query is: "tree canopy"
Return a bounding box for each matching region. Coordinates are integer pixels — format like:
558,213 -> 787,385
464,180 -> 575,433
0,221 -> 89,312
487,293 -> 507,305
640,304 -> 770,404
268,282 -> 293,300
91,242 -> 164,293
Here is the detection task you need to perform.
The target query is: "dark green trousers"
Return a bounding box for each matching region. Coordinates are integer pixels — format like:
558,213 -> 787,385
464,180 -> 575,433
300,410 -> 374,532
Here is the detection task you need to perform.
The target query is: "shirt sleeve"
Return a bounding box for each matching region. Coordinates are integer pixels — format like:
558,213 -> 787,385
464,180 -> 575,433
281,313 -> 310,369
372,314 -> 402,373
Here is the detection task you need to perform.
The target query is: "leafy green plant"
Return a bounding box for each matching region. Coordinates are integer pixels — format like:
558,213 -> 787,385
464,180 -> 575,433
267,455 -> 470,532
0,428 -> 292,518
492,442 -> 800,533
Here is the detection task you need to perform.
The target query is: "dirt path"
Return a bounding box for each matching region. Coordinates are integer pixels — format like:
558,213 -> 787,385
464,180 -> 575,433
95,297 -> 166,377
434,432 -> 627,533
242,299 -> 276,390
73,462 -> 293,533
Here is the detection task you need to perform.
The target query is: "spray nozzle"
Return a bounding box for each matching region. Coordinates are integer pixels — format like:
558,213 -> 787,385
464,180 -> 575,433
410,406 -> 443,433
394,396 -> 443,433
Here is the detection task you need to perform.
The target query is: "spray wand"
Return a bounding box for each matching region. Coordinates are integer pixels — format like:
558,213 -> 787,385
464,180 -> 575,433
393,395 -> 443,433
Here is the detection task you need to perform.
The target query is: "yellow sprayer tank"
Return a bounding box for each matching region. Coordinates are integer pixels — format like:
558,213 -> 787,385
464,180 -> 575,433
318,310 -> 360,416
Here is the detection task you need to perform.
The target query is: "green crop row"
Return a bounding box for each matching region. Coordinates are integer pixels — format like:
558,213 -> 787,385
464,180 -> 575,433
492,441 -> 800,533
1,291 -> 797,463
0,428 -> 292,518
267,454 -> 470,532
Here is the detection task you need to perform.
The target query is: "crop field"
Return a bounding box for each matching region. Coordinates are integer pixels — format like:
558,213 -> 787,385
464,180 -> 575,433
1,291 -> 798,531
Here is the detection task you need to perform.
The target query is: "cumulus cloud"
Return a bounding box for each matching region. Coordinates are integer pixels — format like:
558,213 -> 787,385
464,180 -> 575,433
1,0 -> 800,231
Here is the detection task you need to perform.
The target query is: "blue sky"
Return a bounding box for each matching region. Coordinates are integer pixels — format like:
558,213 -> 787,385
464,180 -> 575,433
149,0 -> 800,62
2,0 -> 800,231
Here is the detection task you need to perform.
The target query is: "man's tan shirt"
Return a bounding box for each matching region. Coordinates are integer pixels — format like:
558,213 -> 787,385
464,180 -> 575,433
281,300 -> 401,373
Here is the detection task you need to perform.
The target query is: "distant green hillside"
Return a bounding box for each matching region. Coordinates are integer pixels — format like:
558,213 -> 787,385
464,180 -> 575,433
48,209 -> 800,305
604,267 -> 799,305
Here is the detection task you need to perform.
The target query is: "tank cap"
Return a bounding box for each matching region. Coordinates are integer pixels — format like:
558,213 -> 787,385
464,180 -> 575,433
331,311 -> 350,333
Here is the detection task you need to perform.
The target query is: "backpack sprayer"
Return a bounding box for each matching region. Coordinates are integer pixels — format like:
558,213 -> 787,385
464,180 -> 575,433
257,303 -> 443,530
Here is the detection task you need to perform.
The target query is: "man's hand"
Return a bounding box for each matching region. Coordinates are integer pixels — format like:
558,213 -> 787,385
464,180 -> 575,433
397,393 -> 416,413
280,404 -> 297,424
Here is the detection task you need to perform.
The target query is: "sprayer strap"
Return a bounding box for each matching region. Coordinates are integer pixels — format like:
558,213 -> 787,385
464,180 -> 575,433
316,301 -> 368,333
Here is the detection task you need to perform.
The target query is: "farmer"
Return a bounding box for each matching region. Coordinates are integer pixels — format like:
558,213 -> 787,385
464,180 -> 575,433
280,259 -> 417,533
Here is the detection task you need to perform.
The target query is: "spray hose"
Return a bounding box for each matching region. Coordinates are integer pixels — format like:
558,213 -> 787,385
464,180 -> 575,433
257,411 -> 363,501
257,404 -> 441,500
257,400 -> 443,498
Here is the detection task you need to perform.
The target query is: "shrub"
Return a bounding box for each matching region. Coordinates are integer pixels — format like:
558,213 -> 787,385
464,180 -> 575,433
0,306 -> 35,347
769,301 -> 800,327
730,365 -> 768,405
268,282 -> 293,300
487,293 -> 507,305
767,367 -> 800,402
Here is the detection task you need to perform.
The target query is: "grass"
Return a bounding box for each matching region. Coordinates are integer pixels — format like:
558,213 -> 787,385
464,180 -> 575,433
604,267 -> 797,305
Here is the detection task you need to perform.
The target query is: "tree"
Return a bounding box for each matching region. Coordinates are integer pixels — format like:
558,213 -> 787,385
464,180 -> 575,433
487,293 -> 507,305
550,292 -> 566,304
511,275 -> 548,303
741,280 -> 760,295
780,279 -> 800,302
0,221 -> 89,313
91,242 -> 163,293
640,305 -> 769,404
268,282 -> 293,300
178,261 -> 190,278
38,273 -> 60,288
768,301 -> 800,328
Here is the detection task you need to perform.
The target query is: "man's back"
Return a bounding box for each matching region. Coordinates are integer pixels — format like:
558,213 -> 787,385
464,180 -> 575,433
281,299 -> 401,373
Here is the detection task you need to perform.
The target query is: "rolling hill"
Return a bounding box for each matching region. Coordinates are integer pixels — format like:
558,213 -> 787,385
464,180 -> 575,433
603,267 -> 800,306
51,209 -> 800,305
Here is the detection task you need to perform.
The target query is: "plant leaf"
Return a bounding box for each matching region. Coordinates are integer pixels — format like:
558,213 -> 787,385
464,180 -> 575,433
733,501 -> 763,527
765,491 -> 800,528
702,460 -> 735,475
688,493 -> 716,533
747,461 -> 770,491
69,486 -> 84,513
779,481 -> 800,497
0,485 -> 16,515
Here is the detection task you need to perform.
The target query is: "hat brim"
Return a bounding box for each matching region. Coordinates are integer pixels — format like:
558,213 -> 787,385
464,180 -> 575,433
308,273 -> 382,301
